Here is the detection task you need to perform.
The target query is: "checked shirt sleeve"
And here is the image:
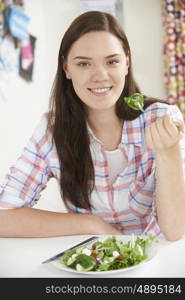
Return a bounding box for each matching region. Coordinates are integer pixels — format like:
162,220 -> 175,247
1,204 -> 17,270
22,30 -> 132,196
0,114 -> 54,209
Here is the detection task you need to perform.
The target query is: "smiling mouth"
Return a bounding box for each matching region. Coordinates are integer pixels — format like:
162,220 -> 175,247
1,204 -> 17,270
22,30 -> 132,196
88,87 -> 112,95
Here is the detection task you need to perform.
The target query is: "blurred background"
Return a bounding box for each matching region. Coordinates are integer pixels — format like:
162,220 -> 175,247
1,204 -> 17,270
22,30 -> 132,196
0,0 -> 184,212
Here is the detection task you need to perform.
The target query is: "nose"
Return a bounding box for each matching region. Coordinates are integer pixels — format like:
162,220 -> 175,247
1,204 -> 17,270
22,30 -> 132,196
91,64 -> 109,82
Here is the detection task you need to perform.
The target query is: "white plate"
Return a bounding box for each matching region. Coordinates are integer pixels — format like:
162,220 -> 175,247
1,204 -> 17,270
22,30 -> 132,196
50,235 -> 157,276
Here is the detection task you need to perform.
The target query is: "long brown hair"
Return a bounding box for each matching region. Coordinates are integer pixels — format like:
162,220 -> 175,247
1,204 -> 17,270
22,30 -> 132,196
49,11 -> 166,210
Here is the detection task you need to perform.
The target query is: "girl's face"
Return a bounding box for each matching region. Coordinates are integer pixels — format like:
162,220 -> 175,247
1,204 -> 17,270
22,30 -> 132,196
63,31 -> 129,113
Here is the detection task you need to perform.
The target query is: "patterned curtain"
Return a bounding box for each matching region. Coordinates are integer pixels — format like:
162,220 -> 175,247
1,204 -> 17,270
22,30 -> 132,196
162,0 -> 185,116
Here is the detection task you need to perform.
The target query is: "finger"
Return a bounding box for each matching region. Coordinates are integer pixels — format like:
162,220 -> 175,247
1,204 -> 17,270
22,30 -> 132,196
145,127 -> 154,149
173,119 -> 185,134
163,115 -> 179,137
150,121 -> 164,148
155,117 -> 168,139
155,117 -> 174,143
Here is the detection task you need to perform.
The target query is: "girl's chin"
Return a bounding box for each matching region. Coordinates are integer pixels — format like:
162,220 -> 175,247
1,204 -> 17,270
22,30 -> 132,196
86,102 -> 117,112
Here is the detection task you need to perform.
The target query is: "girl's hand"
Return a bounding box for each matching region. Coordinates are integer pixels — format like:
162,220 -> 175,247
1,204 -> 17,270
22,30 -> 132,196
145,115 -> 184,151
92,215 -> 122,235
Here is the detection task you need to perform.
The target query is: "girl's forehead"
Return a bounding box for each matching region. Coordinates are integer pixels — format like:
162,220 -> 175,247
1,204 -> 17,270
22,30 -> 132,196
68,31 -> 125,58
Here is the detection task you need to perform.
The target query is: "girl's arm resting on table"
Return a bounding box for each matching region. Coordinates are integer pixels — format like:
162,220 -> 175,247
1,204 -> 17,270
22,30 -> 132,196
0,207 -> 122,238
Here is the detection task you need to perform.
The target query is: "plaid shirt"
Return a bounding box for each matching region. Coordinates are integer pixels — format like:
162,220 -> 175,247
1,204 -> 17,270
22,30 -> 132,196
1,102 -> 185,236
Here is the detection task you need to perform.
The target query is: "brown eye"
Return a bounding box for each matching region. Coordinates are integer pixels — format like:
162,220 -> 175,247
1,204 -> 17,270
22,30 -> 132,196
107,59 -> 119,65
77,61 -> 90,67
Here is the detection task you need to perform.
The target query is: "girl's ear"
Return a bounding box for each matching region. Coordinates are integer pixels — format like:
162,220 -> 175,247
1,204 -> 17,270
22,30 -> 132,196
126,56 -> 129,68
125,56 -> 129,75
62,57 -> 71,79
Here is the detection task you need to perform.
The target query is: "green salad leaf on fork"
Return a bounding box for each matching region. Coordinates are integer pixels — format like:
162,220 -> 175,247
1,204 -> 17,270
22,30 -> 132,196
124,93 -> 144,112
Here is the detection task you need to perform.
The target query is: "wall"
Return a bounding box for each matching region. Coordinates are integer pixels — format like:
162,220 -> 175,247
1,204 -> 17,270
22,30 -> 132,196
123,0 -> 166,98
0,0 -> 166,212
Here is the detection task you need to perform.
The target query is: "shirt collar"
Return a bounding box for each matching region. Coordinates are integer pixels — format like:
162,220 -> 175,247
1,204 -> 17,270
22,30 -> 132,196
86,121 -> 103,144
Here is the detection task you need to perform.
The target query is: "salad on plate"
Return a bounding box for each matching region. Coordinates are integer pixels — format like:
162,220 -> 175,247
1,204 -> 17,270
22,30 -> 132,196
59,234 -> 157,272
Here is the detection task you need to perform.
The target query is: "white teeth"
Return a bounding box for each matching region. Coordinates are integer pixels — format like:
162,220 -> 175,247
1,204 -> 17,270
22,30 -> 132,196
90,87 -> 111,93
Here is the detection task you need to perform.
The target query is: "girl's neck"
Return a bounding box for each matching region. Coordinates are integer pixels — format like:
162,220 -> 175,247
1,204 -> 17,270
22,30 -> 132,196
87,109 -> 123,150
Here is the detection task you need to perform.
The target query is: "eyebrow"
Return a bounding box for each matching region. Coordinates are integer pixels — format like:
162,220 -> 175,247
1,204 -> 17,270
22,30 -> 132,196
73,53 -> 121,60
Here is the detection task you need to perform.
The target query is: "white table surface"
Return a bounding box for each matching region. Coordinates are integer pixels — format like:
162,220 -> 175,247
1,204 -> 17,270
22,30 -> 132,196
0,234 -> 185,278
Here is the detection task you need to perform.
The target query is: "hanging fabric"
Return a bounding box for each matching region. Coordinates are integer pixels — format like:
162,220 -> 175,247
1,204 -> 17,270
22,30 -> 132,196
19,34 -> 36,82
8,6 -> 30,40
162,0 -> 185,116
